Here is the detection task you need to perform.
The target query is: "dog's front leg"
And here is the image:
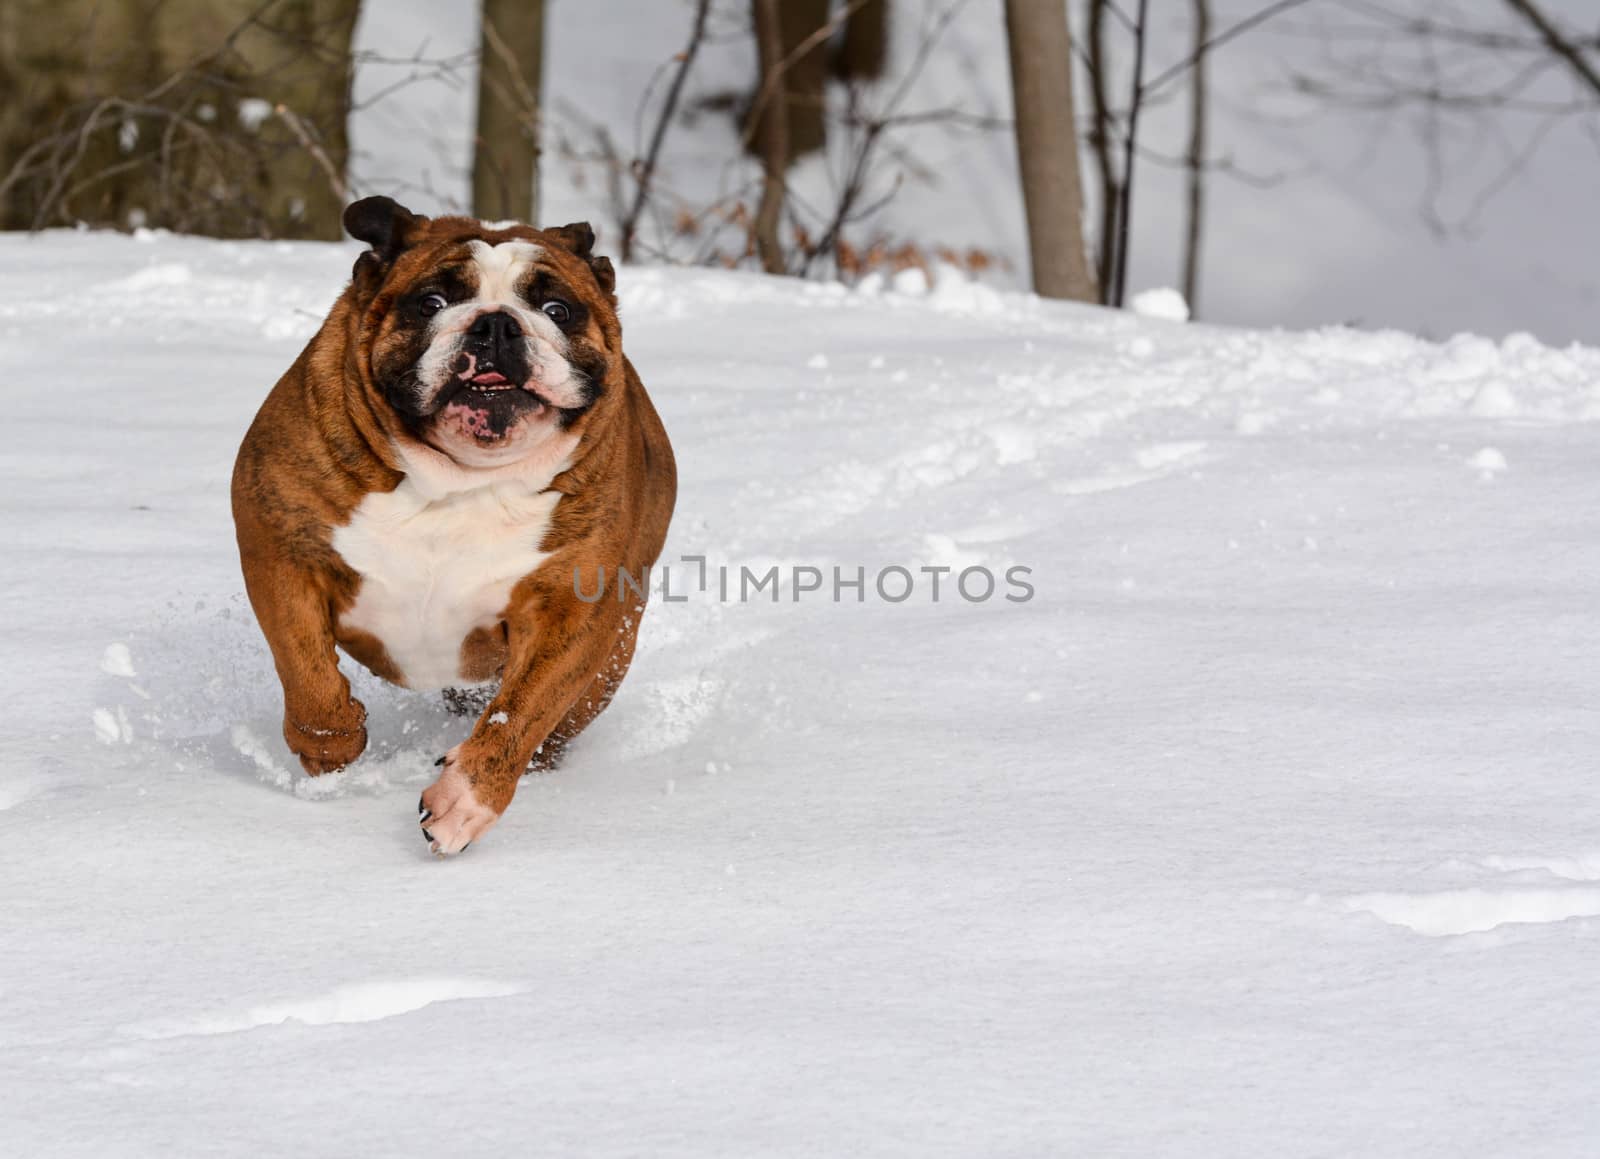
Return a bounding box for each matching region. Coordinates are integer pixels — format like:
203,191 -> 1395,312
240,551 -> 368,774
419,585 -> 630,856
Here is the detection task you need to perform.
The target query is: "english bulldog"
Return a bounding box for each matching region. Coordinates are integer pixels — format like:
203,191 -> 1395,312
231,196 -> 676,855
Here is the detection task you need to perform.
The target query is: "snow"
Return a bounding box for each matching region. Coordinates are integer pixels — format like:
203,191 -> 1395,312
3,230 -> 1600,1155
235,97 -> 274,134
1130,287 -> 1191,323
99,642 -> 137,679
1471,446 -> 1510,475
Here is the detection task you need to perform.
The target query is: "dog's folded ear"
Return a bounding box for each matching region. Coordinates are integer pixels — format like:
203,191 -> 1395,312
345,196 -> 427,292
548,221 -> 617,301
548,221 -> 595,257
345,196 -> 423,256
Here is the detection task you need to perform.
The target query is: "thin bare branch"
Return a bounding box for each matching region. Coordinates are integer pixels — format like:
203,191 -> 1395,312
1501,0 -> 1600,100
1182,0 -> 1210,314
621,0 -> 713,262
1141,0 -> 1319,98
1109,0 -> 1150,308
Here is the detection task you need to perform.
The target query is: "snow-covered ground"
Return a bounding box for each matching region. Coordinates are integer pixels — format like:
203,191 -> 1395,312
3,231 -> 1599,1155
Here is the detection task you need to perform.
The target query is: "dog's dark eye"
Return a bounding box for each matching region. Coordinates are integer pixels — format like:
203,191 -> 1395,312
541,300 -> 571,325
418,292 -> 448,318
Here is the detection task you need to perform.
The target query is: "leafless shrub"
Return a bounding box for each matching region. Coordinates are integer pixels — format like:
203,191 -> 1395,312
555,0 -> 1008,283
1274,0 -> 1600,235
0,0 -> 462,239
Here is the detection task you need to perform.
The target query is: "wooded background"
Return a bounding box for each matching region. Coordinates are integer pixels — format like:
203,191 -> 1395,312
3,0 -> 1597,324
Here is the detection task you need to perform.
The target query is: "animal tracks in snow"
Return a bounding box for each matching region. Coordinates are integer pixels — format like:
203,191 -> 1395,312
1053,440 -> 1212,497
119,978 -> 522,1040
1133,440 -> 1210,471
1341,852 -> 1600,936
0,778 -> 35,812
1478,852 -> 1600,881
1343,887 -> 1600,937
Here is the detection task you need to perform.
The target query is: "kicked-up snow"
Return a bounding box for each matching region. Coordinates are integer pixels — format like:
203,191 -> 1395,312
2,230 -> 1598,1156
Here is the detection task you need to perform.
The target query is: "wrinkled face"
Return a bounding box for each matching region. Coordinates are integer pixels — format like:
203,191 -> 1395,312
364,230 -> 614,469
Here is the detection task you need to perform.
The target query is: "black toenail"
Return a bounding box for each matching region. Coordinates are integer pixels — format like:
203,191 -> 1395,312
434,755 -> 447,766
420,810 -> 432,823
461,842 -> 471,851
421,827 -> 434,842
418,796 -> 426,814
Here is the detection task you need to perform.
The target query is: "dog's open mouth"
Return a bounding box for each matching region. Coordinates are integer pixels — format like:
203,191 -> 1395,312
440,371 -> 549,441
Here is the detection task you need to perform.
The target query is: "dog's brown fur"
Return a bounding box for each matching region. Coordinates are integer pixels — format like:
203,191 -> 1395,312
232,202 -> 675,845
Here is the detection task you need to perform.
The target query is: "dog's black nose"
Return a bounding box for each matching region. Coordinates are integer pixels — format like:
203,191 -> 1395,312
468,311 -> 522,345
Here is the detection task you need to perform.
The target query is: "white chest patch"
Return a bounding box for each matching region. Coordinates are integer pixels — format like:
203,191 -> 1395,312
331,476 -> 560,691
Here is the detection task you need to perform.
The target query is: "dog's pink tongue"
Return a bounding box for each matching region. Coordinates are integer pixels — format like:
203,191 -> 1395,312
472,371 -> 508,386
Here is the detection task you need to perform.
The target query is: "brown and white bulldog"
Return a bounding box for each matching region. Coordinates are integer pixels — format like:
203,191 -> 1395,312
231,196 -> 676,856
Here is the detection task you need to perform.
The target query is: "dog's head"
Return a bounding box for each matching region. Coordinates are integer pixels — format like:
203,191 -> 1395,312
342,196 -> 620,469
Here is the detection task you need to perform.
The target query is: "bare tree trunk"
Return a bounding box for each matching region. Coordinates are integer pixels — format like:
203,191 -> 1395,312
0,0 -> 148,230
1003,0 -> 1096,302
751,0 -> 789,274
1181,0 -> 1210,314
744,0 -> 830,165
473,0 -> 544,223
0,0 -> 358,238
837,0 -> 889,81
1108,0 -> 1150,308
231,0 -> 361,238
1084,0 -> 1119,303
777,0 -> 830,159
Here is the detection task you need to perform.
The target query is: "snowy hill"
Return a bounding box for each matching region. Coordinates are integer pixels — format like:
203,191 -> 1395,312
3,232 -> 1599,1156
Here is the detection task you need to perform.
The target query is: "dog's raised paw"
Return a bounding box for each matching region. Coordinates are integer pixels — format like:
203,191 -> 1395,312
417,752 -> 501,856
